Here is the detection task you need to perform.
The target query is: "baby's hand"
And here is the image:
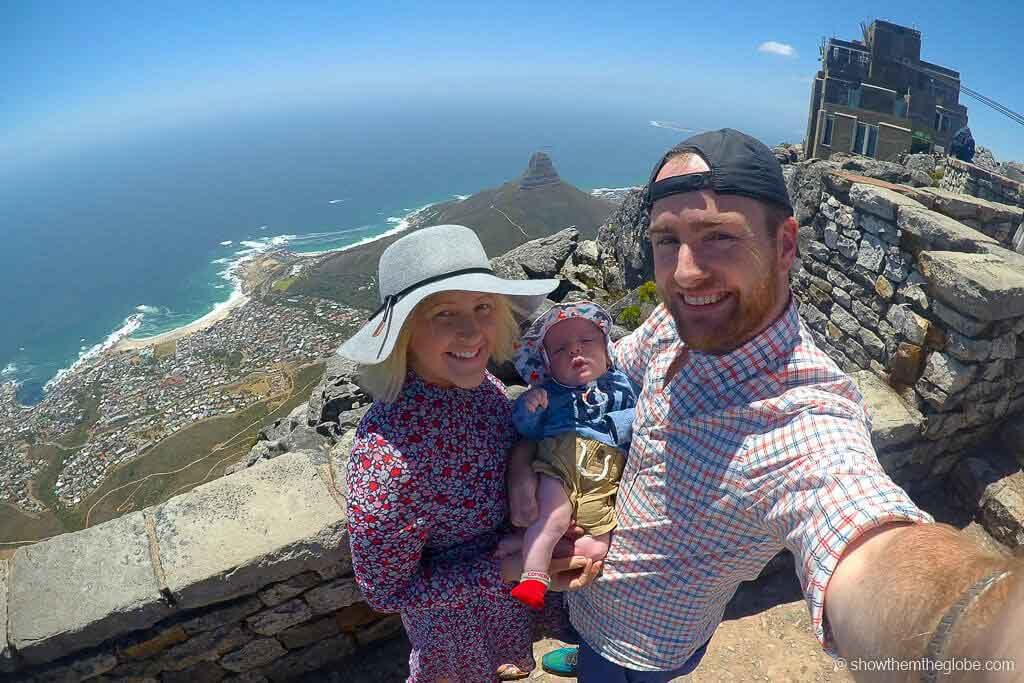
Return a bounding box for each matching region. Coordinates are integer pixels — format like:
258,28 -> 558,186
522,388 -> 548,413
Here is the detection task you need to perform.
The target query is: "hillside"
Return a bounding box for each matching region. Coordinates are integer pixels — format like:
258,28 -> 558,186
289,152 -> 614,309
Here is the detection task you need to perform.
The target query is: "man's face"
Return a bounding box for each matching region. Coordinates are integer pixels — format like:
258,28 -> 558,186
648,156 -> 796,353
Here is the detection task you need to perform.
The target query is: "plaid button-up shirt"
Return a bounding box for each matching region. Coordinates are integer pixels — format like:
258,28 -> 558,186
567,300 -> 932,671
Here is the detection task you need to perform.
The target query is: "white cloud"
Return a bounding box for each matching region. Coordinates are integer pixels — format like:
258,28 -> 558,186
758,41 -> 797,58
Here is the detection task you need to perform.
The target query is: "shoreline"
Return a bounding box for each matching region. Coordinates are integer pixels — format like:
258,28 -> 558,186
8,185 -> 634,397
115,292 -> 251,351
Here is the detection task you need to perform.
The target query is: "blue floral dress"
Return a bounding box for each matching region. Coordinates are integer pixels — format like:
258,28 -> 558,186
347,370 -> 534,682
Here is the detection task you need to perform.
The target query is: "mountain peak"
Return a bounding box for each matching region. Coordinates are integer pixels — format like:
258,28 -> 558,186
520,151 -> 561,190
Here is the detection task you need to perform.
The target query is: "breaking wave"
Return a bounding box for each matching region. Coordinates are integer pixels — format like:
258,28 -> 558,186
45,313 -> 143,392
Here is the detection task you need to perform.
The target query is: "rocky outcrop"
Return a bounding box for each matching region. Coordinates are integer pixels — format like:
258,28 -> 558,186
595,188 -> 651,290
489,227 -> 579,282
519,152 -> 561,190
772,143 -> 804,165
828,152 -> 932,187
902,152 -> 941,178
228,355 -> 370,476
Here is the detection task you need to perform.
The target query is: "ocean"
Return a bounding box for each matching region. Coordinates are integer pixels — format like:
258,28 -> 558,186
1,96 -> 793,405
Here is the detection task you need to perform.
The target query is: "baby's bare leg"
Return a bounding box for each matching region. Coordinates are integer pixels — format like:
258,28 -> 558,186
572,531 -> 611,562
510,474 -> 573,609
521,474 -> 573,573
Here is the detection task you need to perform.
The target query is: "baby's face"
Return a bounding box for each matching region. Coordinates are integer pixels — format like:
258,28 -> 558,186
543,317 -> 609,386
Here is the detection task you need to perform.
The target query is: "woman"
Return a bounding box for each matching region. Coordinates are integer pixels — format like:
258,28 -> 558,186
337,224 -> 591,683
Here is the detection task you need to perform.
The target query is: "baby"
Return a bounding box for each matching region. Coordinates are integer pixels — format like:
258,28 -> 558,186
503,302 -> 638,610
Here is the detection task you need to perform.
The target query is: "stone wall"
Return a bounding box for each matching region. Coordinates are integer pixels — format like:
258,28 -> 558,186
0,452 -> 402,682
941,156 -> 1024,213
792,169 -> 1024,488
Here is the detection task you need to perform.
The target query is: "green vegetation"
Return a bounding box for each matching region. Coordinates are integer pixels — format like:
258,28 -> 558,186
637,280 -> 659,305
618,305 -> 642,330
272,276 -> 298,292
205,348 -> 244,369
930,167 -> 945,186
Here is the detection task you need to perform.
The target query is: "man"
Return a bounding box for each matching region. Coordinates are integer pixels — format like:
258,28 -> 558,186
534,129 -> 1022,681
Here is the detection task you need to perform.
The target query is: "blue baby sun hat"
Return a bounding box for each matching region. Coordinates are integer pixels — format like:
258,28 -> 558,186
513,301 -> 615,386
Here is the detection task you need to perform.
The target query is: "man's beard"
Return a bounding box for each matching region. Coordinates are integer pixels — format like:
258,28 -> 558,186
664,269 -> 782,354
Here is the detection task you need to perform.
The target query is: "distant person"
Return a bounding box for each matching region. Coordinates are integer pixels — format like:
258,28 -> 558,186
536,129 -> 1023,681
337,224 -> 601,683
496,302 -> 637,611
951,125 -> 976,162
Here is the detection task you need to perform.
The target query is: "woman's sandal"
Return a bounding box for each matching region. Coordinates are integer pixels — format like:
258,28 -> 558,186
496,663 -> 531,680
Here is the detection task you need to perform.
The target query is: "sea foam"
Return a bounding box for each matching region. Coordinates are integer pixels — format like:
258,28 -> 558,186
649,120 -> 701,133
45,313 -> 143,392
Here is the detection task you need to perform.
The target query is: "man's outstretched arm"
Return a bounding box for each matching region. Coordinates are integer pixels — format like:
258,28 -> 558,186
826,521 -> 1024,681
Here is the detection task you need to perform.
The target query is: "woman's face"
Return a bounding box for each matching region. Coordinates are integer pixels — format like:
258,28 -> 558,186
407,290 -> 501,389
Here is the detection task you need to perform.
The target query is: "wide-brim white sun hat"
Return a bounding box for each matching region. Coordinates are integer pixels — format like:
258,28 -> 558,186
336,224 -> 558,365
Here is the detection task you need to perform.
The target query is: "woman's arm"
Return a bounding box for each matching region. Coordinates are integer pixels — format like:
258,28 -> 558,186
347,431 -> 508,613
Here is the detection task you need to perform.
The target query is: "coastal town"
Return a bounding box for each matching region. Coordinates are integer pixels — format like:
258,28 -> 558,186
0,270 -> 363,514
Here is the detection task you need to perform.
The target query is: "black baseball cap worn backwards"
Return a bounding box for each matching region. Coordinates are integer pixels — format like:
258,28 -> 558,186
645,128 -> 793,214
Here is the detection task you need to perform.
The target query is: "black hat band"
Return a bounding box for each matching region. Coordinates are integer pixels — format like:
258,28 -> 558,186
648,172 -> 713,204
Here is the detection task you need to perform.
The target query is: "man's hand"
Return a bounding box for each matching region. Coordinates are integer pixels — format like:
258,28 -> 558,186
522,388 -> 549,413
549,556 -> 603,592
499,553 -> 603,591
499,525 -> 603,590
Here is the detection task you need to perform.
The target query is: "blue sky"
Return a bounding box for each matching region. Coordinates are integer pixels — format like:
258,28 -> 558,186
4,0 -> 1023,169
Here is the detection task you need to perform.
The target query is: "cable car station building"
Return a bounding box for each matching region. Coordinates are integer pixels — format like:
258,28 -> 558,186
806,19 -> 968,161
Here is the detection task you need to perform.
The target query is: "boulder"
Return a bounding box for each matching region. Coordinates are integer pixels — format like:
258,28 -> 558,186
833,154 -> 919,185
849,183 -> 925,221
574,239 -> 601,266
284,424 -> 334,454
918,250 -> 1024,321
898,207 -> 998,254
489,227 -> 579,280
921,351 -> 976,395
850,371 -> 923,453
904,153 -> 938,176
307,355 -> 364,427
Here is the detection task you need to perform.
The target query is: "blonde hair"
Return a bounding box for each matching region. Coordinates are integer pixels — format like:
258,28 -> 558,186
358,293 -> 520,403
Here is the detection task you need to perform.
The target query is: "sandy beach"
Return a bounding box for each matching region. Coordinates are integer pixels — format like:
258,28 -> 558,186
115,293 -> 251,352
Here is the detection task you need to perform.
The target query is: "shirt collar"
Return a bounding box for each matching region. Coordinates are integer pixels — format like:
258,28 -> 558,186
672,297 -> 802,387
